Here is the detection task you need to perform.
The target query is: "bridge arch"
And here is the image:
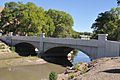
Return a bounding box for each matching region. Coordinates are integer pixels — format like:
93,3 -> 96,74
15,42 -> 37,56
43,45 -> 91,59
44,46 -> 74,57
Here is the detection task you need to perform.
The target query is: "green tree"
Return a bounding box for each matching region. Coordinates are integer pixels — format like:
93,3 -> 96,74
91,7 -> 120,40
46,9 -> 74,38
0,2 -> 77,38
0,2 -> 46,36
0,2 -> 18,34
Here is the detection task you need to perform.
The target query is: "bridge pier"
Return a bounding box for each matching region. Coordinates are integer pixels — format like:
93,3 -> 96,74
37,33 -> 45,57
97,34 -> 108,59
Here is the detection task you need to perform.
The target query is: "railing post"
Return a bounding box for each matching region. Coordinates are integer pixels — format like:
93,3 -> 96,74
98,34 -> 108,41
8,32 -> 13,36
0,30 -> 2,36
0,33 -> 2,36
97,34 -> 108,59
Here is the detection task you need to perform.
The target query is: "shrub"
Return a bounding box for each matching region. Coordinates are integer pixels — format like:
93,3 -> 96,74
68,73 -> 75,79
74,63 -> 81,71
10,46 -> 15,52
49,71 -> 58,80
81,66 -> 89,74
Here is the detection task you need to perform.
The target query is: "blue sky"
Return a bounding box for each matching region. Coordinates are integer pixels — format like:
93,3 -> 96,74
0,0 -> 117,32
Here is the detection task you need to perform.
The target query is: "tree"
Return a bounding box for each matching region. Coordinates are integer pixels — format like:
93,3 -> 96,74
46,9 -> 74,38
91,7 -> 120,40
0,2 -> 18,34
0,2 -> 77,38
0,2 -> 47,36
17,2 -> 46,36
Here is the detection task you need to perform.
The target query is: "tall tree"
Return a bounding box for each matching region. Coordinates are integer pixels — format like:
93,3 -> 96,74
0,2 -> 46,35
0,2 -> 76,38
91,7 -> 120,40
46,9 -> 74,37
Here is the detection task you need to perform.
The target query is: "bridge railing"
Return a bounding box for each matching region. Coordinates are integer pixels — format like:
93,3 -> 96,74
43,37 -> 98,47
11,36 -> 40,42
0,33 -> 109,47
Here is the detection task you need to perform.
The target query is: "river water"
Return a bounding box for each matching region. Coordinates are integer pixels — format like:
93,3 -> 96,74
0,51 -> 90,80
73,51 -> 91,64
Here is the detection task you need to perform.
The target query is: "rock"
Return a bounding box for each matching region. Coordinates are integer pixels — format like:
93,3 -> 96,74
59,57 -> 120,80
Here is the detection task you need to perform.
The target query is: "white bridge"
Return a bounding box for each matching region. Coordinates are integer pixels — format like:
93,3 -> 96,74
0,34 -> 120,60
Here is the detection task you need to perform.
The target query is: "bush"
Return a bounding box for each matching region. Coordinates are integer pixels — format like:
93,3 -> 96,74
10,46 -> 15,52
74,63 -> 81,71
68,73 -> 75,79
49,71 -> 58,80
81,66 -> 89,74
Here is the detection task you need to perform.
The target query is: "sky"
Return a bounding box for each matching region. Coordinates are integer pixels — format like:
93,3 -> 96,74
0,0 -> 117,32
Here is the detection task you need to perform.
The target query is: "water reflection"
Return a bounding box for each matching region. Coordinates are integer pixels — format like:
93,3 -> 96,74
42,57 -> 73,67
72,51 -> 91,64
42,51 -> 91,67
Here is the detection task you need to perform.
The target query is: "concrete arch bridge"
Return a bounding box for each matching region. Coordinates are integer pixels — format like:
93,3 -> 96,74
0,34 -> 120,60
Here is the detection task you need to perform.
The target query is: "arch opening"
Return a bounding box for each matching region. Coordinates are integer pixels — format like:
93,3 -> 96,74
44,46 -> 74,57
43,46 -> 91,66
42,46 -> 74,67
15,42 -> 37,56
72,50 -> 91,64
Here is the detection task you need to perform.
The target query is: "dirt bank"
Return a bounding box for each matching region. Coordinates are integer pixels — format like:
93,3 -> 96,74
58,57 -> 120,80
0,42 -> 47,68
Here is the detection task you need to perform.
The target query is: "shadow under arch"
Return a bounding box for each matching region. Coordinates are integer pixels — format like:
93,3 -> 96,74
44,46 -> 91,59
42,46 -> 74,67
42,46 -> 91,67
15,42 -> 37,56
44,46 -> 74,57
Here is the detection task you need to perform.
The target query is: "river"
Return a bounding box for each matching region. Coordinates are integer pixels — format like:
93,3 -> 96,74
73,51 -> 91,64
0,51 -> 90,80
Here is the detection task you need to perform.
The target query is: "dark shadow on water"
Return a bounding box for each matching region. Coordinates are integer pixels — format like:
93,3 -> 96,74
103,69 -> 120,73
42,56 -> 73,67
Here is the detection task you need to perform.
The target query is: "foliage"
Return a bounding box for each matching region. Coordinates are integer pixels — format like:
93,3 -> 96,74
74,63 -> 81,71
0,2 -> 79,38
46,9 -> 74,37
73,63 -> 89,74
49,71 -> 58,80
10,46 -> 15,52
91,7 -> 120,41
68,73 -> 75,79
81,65 -> 89,74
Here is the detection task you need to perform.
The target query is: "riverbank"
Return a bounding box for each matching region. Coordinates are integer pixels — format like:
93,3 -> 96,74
58,57 -> 120,80
0,42 -> 47,68
0,42 -> 66,80
0,56 -> 47,68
